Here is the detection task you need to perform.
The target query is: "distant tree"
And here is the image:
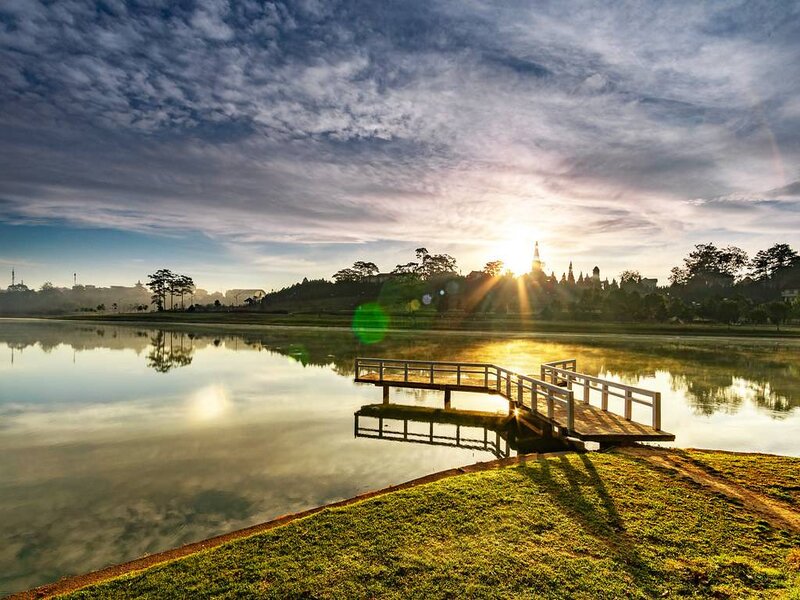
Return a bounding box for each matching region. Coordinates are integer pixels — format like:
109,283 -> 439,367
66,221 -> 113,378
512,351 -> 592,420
483,260 -> 504,277
765,301 -> 790,331
670,243 -> 748,288
619,270 -> 642,288
750,243 -> 799,283
40,281 -> 55,292
715,299 -> 740,325
174,274 -> 195,309
333,261 -> 379,283
747,305 -> 768,325
147,269 -> 174,311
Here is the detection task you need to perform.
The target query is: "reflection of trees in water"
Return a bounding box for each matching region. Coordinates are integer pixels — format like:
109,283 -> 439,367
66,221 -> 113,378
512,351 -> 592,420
4,320 -> 799,415
146,331 -> 194,373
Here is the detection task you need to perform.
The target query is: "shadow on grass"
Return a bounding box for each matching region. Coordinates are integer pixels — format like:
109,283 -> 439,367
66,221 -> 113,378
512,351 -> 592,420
522,454 -> 658,590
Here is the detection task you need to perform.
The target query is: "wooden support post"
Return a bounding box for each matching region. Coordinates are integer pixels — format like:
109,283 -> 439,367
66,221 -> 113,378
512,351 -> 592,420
404,362 -> 409,382
653,392 -> 662,431
456,364 -> 461,386
379,360 -> 384,382
429,421 -> 434,441
567,391 -> 575,433
517,379 -> 523,408
624,390 -> 632,421
382,385 -> 389,404
484,365 -> 489,388
444,389 -> 451,409
456,424 -> 460,445
403,418 -> 408,439
583,379 -> 590,404
602,384 -> 608,411
354,413 -> 359,437
378,416 -> 383,438
429,363 -> 434,384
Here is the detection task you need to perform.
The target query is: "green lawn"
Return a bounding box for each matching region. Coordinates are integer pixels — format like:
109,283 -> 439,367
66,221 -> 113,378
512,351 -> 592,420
60,450 -> 800,599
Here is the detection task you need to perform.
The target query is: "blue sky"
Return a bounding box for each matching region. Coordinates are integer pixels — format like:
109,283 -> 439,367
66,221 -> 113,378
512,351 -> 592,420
1,0 -> 799,290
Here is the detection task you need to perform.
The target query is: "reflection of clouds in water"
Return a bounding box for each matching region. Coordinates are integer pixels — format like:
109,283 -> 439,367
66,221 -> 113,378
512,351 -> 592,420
0,418 -> 495,594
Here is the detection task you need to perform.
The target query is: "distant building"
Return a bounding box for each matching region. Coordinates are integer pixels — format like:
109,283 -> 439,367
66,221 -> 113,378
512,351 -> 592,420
225,289 -> 266,305
640,278 -> 658,291
782,289 -> 799,303
364,273 -> 395,284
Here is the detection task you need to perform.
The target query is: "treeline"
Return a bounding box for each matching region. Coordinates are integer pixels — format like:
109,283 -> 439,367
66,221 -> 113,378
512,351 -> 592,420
260,242 -> 800,328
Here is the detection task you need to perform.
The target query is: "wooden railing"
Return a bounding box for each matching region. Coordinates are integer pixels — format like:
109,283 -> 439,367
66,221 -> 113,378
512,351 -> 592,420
354,358 -> 576,432
540,360 -> 662,431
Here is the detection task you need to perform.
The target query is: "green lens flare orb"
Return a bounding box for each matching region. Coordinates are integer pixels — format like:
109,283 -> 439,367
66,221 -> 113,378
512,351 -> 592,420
352,302 -> 389,344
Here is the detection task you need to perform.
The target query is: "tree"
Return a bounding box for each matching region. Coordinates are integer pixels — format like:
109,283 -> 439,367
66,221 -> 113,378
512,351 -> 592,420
715,299 -> 740,325
765,301 -> 790,331
174,274 -> 195,309
750,243 -> 799,282
333,261 -> 379,283
147,269 -> 174,311
747,305 -> 768,325
620,270 -> 642,287
483,260 -> 504,277
670,243 -> 748,288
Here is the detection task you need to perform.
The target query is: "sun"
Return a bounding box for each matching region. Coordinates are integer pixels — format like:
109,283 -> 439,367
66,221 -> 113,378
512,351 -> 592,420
493,233 -> 536,276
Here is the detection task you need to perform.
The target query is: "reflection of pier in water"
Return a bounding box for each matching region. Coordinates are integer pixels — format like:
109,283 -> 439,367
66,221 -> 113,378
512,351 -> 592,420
354,404 -> 569,458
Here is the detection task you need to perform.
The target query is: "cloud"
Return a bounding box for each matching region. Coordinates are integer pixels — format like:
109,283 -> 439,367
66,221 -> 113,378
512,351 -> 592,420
1,0 -> 799,282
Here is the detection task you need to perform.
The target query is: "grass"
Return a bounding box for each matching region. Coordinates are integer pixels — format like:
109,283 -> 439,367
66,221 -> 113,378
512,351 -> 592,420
684,450 -> 800,508
59,450 -> 800,599
56,311 -> 800,338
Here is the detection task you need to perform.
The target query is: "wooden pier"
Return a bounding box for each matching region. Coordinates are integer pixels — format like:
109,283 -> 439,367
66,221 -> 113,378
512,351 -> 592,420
354,358 -> 674,446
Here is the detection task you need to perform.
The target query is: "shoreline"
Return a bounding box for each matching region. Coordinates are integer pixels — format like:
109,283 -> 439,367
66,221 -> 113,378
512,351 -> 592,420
3,314 -> 800,342
9,446 -> 799,599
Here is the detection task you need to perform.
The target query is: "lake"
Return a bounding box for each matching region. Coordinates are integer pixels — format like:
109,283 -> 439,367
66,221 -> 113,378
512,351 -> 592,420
1,318 -> 799,594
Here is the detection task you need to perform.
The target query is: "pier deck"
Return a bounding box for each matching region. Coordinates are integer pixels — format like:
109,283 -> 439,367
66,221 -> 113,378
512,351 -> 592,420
354,358 -> 674,444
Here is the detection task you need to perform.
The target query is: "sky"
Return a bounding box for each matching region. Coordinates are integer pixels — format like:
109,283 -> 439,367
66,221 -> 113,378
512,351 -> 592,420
1,0 -> 799,291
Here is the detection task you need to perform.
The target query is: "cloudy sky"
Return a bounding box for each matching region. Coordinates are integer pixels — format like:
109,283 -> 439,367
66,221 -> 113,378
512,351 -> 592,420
1,0 -> 799,291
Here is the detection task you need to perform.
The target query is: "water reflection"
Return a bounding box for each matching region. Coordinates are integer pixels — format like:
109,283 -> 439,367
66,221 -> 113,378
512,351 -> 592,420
1,319 -> 799,595
354,403 -> 569,459
146,330 -> 194,373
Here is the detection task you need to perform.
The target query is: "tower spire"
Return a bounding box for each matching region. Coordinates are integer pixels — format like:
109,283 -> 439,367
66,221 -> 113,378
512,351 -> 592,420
531,241 -> 543,274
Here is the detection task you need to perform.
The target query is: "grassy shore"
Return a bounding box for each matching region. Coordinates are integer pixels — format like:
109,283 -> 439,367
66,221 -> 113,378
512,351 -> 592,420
36,449 -> 800,599
53,310 -> 800,338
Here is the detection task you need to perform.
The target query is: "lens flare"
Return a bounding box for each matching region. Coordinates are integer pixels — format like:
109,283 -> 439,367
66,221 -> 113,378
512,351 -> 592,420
352,302 -> 389,344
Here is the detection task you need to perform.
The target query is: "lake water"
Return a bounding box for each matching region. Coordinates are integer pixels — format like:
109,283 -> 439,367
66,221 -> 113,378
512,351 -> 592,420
1,318 -> 799,594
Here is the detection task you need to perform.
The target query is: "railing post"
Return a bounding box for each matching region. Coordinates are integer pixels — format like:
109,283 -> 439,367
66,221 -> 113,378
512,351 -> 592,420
566,373 -> 573,391
531,384 -> 538,415
496,367 -> 501,392
355,360 -> 360,379
625,390 -> 632,421
583,378 -> 590,404
602,384 -> 608,411
653,392 -> 661,431
484,365 -> 489,388
457,364 -> 461,386
379,360 -> 384,382
506,372 -> 511,398
404,362 -> 409,382
430,363 -> 434,384
517,377 -> 523,408
547,393 -> 554,420
540,365 -> 546,382
567,390 -> 575,433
